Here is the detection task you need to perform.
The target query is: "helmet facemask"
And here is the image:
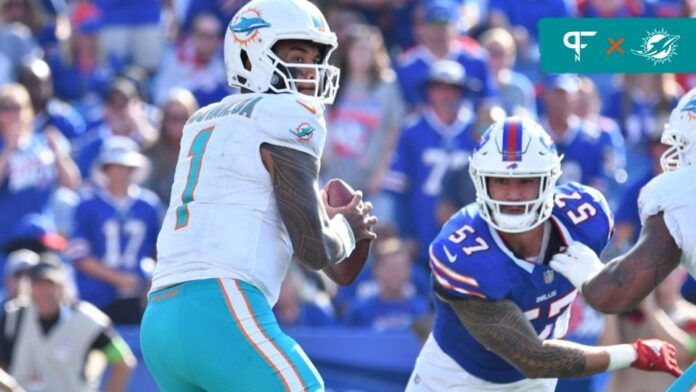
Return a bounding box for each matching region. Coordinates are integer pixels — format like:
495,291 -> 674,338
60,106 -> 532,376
470,167 -> 561,233
265,43 -> 340,103
660,124 -> 694,172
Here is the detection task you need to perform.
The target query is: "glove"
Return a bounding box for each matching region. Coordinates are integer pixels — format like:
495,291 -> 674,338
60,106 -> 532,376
549,241 -> 604,289
631,339 -> 683,378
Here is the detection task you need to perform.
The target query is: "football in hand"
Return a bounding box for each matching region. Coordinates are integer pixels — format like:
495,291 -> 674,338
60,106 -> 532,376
324,178 -> 372,286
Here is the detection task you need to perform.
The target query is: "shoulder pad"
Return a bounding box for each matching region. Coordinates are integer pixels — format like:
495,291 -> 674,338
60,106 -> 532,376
552,182 -> 613,254
638,169 -> 694,223
76,301 -> 111,327
429,206 -> 509,301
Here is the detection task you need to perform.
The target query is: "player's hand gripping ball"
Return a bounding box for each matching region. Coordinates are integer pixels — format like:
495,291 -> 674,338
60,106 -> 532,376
323,179 -> 376,285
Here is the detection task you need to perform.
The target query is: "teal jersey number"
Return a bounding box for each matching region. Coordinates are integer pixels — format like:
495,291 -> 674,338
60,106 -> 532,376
175,127 -> 215,229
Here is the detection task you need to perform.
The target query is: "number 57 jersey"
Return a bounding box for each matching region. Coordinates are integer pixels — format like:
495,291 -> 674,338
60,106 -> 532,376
153,93 -> 326,305
429,182 -> 613,384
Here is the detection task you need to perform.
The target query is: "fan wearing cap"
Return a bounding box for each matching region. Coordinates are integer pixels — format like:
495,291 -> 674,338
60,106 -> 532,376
66,136 -> 162,325
0,253 -> 136,392
0,249 -> 38,304
395,0 -> 495,110
383,60 -> 477,266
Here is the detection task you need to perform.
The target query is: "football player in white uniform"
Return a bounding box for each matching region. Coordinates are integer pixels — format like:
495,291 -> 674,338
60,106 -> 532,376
550,86 -> 696,314
139,1 -> 376,390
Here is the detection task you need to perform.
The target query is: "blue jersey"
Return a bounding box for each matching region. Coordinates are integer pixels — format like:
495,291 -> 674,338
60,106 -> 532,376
68,186 -> 162,307
383,110 -> 476,262
429,182 -> 613,383
395,43 -> 496,109
0,133 -> 67,247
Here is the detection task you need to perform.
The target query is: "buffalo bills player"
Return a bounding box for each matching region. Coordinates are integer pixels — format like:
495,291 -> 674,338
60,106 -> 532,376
406,117 -> 681,391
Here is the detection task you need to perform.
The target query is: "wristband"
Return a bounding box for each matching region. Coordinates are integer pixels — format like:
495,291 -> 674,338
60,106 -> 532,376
329,214 -> 356,261
606,344 -> 638,371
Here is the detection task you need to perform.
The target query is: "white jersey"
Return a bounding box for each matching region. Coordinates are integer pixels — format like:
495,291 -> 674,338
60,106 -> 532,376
153,93 -> 326,305
638,165 -> 696,278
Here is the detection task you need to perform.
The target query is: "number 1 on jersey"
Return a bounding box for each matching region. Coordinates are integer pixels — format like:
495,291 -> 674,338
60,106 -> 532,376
175,127 -> 215,230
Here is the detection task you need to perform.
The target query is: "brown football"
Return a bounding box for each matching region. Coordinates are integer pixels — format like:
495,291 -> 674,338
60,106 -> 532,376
324,178 -> 372,286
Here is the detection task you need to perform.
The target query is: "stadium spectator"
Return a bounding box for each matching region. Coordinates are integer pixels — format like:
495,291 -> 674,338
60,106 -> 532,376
0,0 -> 66,50
486,0 -> 575,42
92,0 -> 163,72
176,0 -> 246,37
603,74 -> 681,176
343,237 -> 429,331
395,0 -> 495,110
0,83 -> 80,248
153,13 -> 231,106
1,249 -> 38,303
68,136 -> 161,325
578,0 -> 650,17
145,88 -> 198,204
0,253 -> 137,392
46,2 -> 122,112
574,76 -> 627,201
0,22 -> 40,84
323,24 -> 405,225
540,74 -> 614,191
76,78 -> 158,178
485,0 -> 574,82
437,103 -> 507,224
339,0 -> 420,51
17,58 -> 86,144
385,60 -> 477,265
479,27 -> 536,117
274,266 -> 336,328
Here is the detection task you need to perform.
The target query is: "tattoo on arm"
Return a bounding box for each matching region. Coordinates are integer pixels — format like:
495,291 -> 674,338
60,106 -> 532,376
584,213 -> 681,313
447,296 -> 610,378
261,144 -> 344,270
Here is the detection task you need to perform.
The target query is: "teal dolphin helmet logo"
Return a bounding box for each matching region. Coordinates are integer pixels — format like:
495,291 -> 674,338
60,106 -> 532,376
680,97 -> 696,121
229,7 -> 270,45
632,29 -> 680,65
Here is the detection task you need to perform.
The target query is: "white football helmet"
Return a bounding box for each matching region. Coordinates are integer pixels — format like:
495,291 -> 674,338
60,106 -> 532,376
661,87 -> 696,171
469,117 -> 562,233
224,0 -> 340,104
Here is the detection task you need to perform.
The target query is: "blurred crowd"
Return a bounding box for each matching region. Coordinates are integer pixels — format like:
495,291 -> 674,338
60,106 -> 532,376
1,0 -> 696,390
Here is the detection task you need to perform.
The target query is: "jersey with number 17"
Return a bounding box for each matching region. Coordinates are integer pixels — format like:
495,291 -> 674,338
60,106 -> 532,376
430,182 -> 614,384
153,93 -> 327,306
